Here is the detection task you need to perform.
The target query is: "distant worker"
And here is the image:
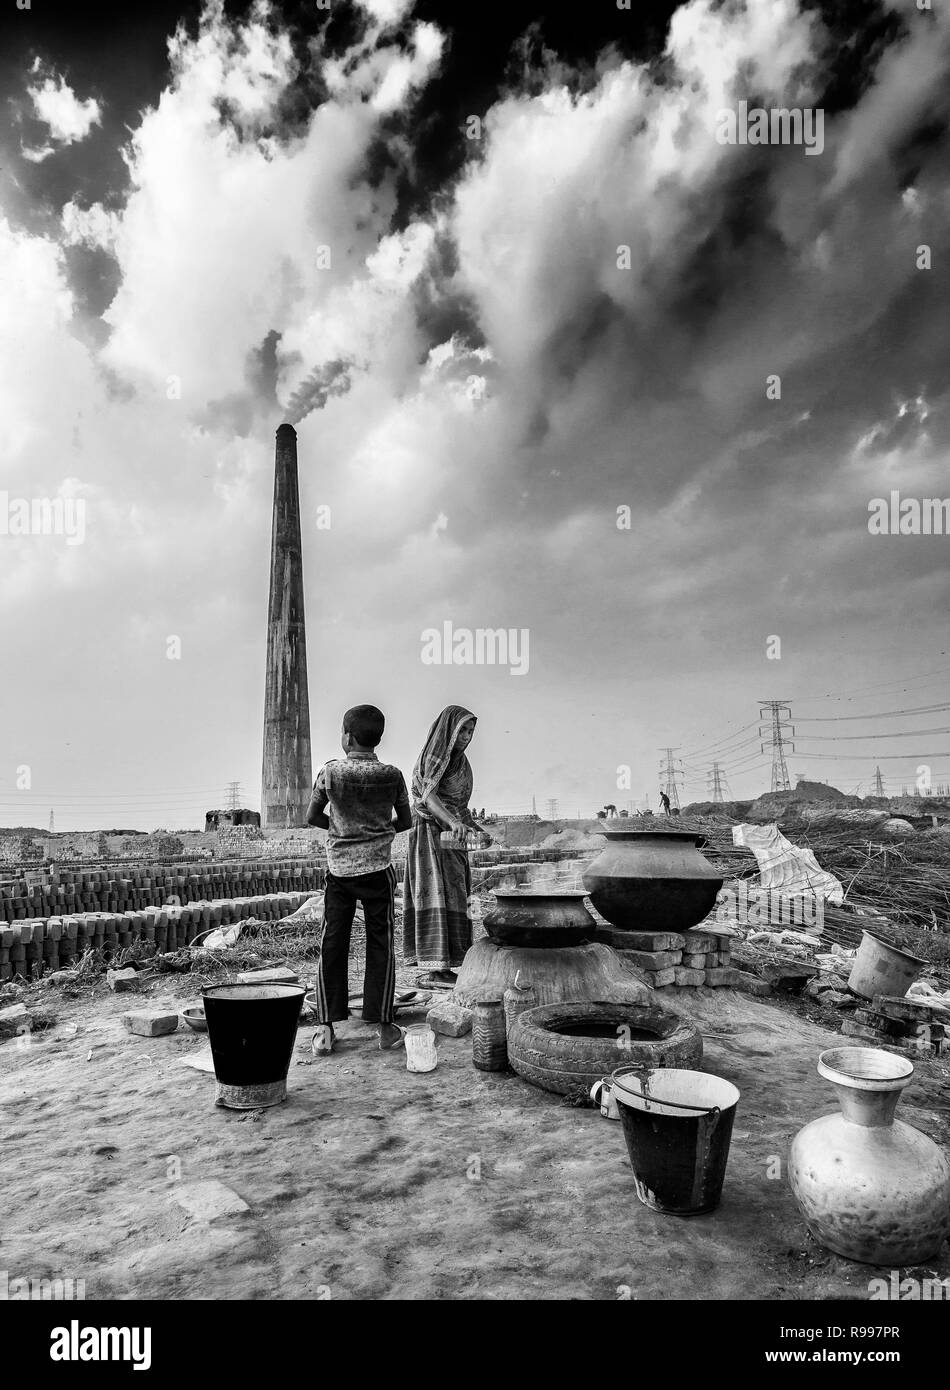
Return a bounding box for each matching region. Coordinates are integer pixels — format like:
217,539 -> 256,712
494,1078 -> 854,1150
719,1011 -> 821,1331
660,791 -> 671,816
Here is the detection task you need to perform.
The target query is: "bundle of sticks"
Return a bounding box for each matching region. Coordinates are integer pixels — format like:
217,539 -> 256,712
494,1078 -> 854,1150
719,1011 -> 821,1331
797,828 -> 950,933
681,816 -> 950,949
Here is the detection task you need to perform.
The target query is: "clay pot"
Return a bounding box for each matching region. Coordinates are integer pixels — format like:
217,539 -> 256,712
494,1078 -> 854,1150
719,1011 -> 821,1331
482,889 -> 596,948
582,828 -> 722,934
788,1047 -> 950,1265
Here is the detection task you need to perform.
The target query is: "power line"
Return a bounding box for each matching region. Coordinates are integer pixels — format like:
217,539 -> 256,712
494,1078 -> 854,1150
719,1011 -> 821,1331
795,727 -> 950,741
680,721 -> 760,759
710,746 -> 774,771
0,789 -> 239,811
792,751 -> 950,762
682,736 -> 761,768
797,702 -> 950,722
791,662 -> 950,705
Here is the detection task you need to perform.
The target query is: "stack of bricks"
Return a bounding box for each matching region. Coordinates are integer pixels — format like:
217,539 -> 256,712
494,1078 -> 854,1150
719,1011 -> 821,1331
0,887 -> 321,983
0,859 -> 325,923
0,848 -> 583,926
841,994 -> 949,1057
609,926 -> 742,989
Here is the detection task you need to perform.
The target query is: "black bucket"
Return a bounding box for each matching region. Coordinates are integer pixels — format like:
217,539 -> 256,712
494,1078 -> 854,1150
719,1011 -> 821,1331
611,1067 -> 740,1216
202,982 -> 305,1110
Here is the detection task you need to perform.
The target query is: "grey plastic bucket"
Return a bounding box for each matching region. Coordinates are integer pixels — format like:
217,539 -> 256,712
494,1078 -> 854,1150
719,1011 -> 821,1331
848,930 -> 926,1001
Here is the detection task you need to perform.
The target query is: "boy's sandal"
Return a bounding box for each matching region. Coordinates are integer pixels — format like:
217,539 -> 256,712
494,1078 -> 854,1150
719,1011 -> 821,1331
377,1024 -> 405,1050
311,1026 -> 335,1056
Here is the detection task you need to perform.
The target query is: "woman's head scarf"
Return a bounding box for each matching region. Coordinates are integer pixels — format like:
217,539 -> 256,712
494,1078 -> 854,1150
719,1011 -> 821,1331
411,705 -> 476,809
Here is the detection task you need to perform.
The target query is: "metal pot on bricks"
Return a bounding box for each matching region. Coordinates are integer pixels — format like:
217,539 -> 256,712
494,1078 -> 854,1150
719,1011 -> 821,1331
582,826 -> 722,935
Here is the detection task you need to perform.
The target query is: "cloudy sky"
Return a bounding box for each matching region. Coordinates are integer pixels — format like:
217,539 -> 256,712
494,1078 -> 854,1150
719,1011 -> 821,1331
1,0 -> 949,830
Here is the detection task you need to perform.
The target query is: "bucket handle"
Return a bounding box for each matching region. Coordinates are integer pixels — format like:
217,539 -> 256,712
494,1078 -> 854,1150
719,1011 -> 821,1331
611,1069 -> 727,1115
631,1095 -> 723,1117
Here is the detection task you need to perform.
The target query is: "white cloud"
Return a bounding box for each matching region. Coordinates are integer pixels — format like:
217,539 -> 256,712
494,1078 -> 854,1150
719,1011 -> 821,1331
0,216 -> 79,460
371,23 -> 444,112
357,0 -> 416,27
100,3 -> 442,411
22,144 -> 55,164
61,200 -> 121,251
27,68 -> 101,145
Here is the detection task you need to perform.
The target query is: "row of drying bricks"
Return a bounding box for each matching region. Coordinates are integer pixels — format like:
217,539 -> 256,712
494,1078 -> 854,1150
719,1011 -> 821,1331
0,890 -> 318,981
0,863 -> 326,922
0,846 -> 570,927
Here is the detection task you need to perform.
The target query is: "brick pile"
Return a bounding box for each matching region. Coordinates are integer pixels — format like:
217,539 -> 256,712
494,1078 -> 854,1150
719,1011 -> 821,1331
0,859 -> 325,923
841,994 -> 949,1057
602,925 -> 742,988
0,884 -> 321,982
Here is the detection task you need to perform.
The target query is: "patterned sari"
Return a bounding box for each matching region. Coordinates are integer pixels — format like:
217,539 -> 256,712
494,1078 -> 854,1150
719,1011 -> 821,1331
402,706 -> 477,970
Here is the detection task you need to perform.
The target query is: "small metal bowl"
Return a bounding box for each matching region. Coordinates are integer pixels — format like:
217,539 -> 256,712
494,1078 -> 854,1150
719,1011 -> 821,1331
181,1006 -> 207,1032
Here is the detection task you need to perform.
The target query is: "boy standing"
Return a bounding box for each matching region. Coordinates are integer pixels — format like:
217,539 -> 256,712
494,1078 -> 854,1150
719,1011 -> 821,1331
306,705 -> 412,1052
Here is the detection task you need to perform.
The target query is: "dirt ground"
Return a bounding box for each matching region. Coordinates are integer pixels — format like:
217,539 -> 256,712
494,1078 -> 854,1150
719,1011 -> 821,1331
3,960 -> 950,1302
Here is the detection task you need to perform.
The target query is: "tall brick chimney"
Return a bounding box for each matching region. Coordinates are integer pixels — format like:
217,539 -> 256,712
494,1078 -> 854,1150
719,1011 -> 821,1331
261,423 -> 312,828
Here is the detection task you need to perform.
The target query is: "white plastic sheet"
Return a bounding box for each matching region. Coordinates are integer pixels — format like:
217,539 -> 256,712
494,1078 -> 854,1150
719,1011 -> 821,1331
732,823 -> 844,904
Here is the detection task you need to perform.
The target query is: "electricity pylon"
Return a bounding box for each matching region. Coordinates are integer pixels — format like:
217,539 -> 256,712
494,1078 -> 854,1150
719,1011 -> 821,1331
758,702 -> 794,793
659,748 -> 683,810
708,762 -> 728,804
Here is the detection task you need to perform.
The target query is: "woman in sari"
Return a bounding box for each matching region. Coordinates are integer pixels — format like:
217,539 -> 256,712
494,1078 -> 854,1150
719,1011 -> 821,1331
403,705 -> 485,986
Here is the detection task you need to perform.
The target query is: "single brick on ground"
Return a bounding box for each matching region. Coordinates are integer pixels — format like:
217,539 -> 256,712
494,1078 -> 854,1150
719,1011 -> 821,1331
0,1003 -> 31,1039
732,972 -> 773,997
107,967 -> 140,993
122,1010 -> 179,1037
426,998 -> 473,1037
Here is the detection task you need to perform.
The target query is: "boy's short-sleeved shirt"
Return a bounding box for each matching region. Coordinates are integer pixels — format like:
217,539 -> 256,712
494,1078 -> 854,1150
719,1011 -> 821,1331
310,753 -> 410,877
